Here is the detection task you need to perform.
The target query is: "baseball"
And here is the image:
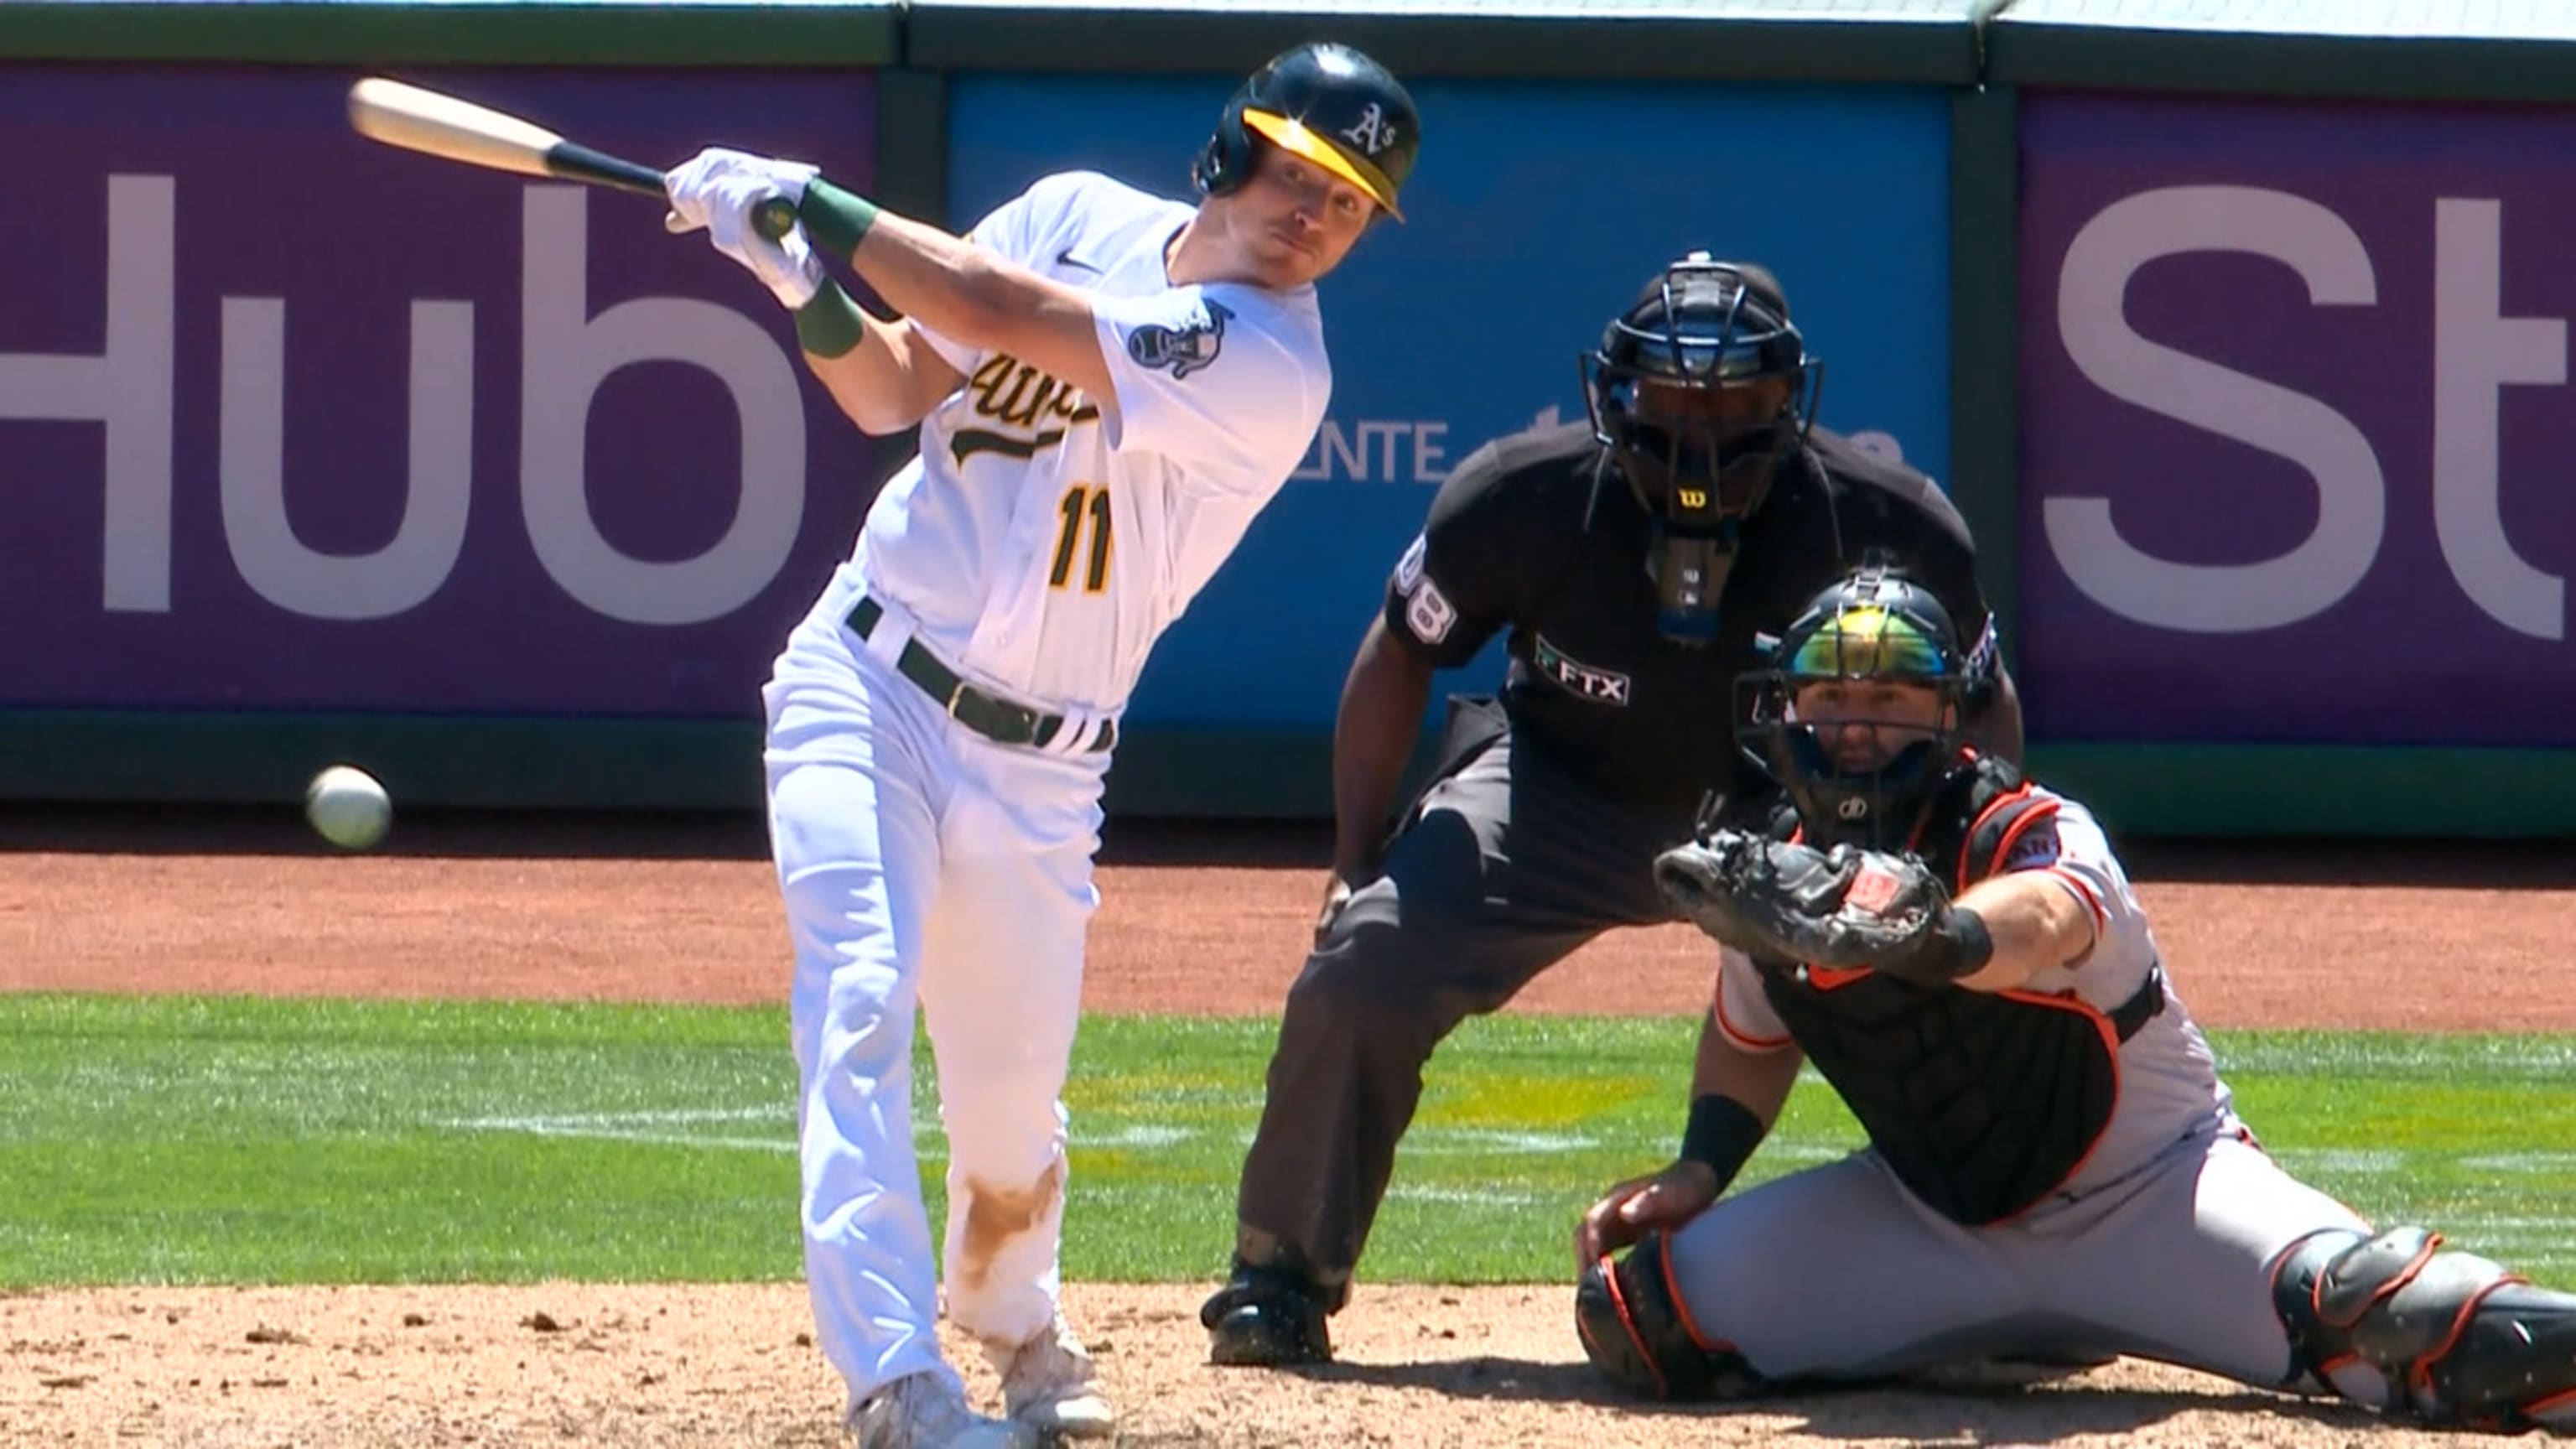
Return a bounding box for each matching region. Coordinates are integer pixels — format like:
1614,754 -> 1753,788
304,764 -> 392,851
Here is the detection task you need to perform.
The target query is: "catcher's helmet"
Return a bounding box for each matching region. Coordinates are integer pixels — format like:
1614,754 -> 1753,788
1740,563 -> 1993,849
1583,253 -> 1821,645
1193,43 -> 1420,221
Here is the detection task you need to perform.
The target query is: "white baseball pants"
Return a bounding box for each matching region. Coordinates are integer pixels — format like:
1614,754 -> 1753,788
762,577 -> 1109,1408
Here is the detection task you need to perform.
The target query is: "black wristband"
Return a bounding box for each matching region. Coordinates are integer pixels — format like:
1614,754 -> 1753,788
1677,1093 -> 1764,1193
1879,901 -> 1997,988
1945,903 -> 1996,978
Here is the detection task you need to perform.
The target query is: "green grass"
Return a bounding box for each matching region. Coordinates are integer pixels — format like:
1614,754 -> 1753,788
2,995 -> 2572,1288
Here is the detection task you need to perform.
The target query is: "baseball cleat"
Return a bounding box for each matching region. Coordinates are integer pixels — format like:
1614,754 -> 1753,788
1201,1268 -> 1332,1367
850,1370 -> 1036,1449
986,1315 -> 1117,1439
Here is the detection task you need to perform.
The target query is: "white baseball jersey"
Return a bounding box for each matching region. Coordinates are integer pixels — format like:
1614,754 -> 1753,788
1712,792 -> 2237,1199
846,170 -> 1330,716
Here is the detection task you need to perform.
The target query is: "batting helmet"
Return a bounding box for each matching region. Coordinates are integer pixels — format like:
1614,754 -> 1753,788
1192,43 -> 1420,221
1739,563 -> 1994,848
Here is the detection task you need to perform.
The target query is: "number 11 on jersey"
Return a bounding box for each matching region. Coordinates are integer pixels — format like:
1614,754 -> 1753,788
1050,483 -> 1112,593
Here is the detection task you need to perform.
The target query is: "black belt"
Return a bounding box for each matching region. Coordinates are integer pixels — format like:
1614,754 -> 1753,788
849,595 -> 1115,754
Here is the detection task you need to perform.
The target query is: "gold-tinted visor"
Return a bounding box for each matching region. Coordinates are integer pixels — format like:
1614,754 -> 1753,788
1789,606 -> 1949,680
1242,109 -> 1404,221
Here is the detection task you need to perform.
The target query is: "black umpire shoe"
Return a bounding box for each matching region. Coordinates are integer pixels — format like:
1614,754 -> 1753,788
1201,1262 -> 1332,1366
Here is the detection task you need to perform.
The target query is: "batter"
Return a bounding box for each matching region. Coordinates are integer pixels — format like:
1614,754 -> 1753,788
1575,566 -> 2576,1436
662,41 -> 1422,1449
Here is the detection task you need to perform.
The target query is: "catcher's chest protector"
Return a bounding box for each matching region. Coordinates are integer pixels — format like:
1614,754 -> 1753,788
1760,971 -> 2122,1224
1757,763 -> 2142,1226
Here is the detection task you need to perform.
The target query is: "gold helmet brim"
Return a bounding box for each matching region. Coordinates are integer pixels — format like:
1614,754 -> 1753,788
1242,108 -> 1405,222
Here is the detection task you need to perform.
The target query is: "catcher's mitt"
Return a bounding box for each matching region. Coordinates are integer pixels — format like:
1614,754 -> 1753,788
1653,829 -> 1992,985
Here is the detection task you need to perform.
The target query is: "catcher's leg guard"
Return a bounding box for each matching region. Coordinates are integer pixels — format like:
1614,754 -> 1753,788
2272,1225 -> 2576,1431
1574,1232 -> 1766,1402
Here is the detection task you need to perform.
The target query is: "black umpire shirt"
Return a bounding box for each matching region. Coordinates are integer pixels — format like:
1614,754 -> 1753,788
1379,419 -> 1991,815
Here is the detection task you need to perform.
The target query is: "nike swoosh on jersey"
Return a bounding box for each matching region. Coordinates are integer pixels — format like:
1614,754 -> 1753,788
1054,247 -> 1099,273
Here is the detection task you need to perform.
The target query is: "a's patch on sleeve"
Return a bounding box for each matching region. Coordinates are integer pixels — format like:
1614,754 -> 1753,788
1124,299 -> 1233,380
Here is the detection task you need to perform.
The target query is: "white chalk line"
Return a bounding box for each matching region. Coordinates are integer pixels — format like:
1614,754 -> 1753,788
432,1109 -> 2576,1237
1386,1184 -> 1543,1208
440,1111 -> 1615,1159
450,1107 -> 781,1129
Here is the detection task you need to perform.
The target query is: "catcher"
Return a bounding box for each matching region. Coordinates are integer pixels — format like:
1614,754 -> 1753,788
1572,564 -> 2576,1435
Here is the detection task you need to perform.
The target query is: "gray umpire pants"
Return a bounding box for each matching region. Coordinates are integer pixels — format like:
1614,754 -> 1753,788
1230,705 -> 1705,1302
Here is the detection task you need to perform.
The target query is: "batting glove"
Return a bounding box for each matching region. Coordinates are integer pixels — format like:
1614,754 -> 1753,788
664,147 -> 823,311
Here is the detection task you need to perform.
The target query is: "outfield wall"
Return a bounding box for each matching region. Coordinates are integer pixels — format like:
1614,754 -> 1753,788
3,2 -> 2574,835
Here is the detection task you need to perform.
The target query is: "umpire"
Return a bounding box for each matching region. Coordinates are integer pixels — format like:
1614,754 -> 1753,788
1200,252 -> 2026,1366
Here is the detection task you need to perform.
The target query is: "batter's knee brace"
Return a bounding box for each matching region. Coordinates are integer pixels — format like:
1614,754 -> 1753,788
1573,1232 -> 1766,1402
2272,1225 -> 2576,1431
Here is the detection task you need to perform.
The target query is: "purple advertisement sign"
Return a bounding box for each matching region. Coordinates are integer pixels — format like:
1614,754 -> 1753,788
2018,92 -> 2576,747
0,65 -> 880,716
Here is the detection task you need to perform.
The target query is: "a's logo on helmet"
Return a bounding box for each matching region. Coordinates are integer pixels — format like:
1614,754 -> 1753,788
1340,103 -> 1396,158
1125,300 -> 1233,380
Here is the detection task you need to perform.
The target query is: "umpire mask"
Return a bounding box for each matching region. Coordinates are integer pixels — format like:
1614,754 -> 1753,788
1583,255 -> 1820,646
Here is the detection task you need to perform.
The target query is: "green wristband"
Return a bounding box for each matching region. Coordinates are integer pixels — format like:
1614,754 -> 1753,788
795,278 -> 867,359
798,179 -> 881,262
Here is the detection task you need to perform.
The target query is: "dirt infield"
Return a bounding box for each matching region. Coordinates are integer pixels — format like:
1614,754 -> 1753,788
5,806 -> 2572,1446
0,1283 -> 2478,1448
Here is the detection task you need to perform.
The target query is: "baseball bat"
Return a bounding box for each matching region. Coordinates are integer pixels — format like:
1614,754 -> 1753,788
345,78 -> 796,240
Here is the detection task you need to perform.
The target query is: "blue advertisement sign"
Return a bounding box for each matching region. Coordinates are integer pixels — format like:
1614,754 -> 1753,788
949,75 -> 1951,730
